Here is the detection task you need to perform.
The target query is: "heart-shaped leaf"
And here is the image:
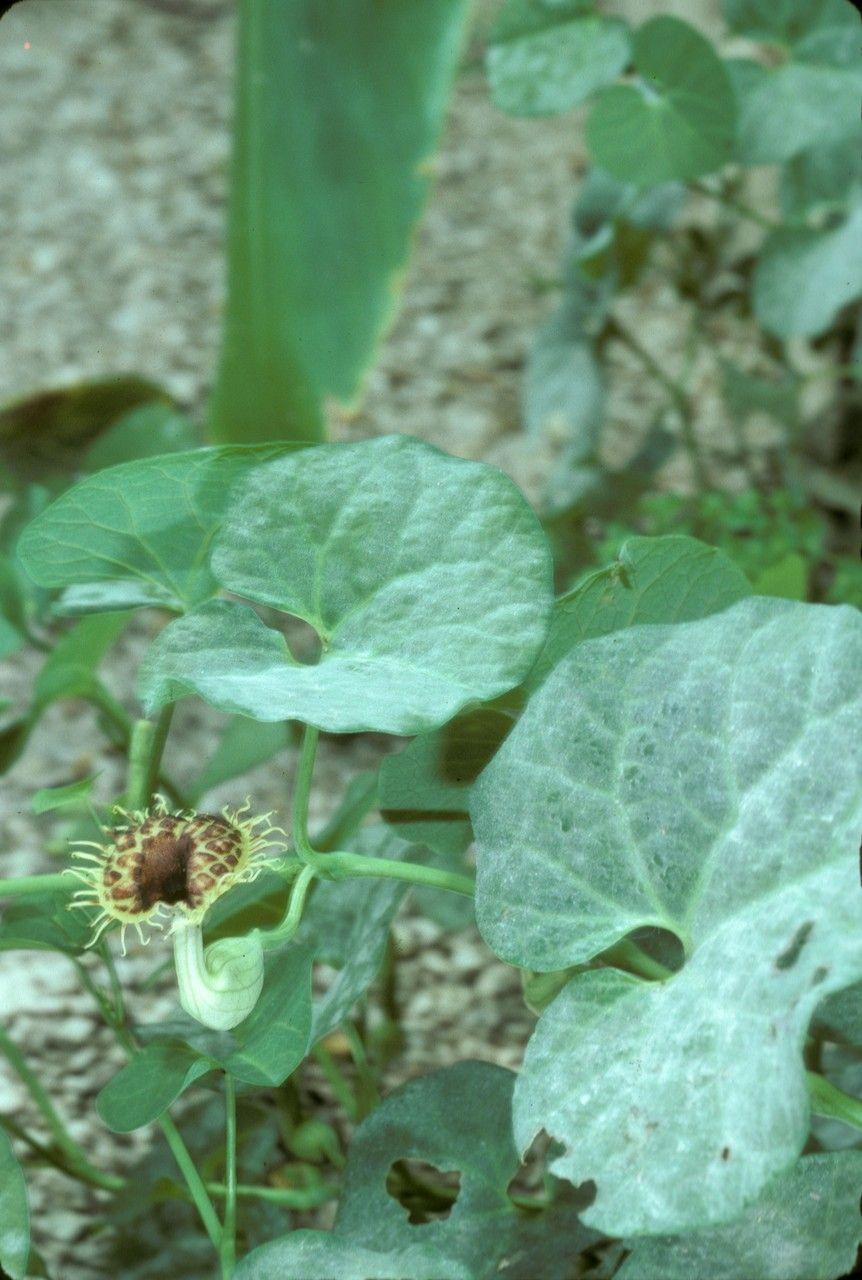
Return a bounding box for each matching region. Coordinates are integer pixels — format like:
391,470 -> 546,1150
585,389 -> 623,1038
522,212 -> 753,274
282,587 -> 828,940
140,436 -> 553,735
487,2 -> 631,117
587,17 -> 736,185
473,597 -> 862,1233
618,1153 -> 862,1280
17,446 -> 297,612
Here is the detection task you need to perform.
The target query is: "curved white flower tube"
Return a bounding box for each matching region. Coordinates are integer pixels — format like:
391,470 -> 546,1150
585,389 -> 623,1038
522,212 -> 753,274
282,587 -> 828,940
172,919 -> 264,1031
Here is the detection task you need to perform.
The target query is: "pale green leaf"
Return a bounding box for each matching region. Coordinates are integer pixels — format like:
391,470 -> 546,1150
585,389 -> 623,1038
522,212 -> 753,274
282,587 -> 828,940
587,17 -> 736,185
781,137 -> 862,217
210,0 -> 469,442
17,446 -> 296,611
473,598 -> 862,1233
526,534 -> 751,691
142,436 -> 553,734
487,4 -> 631,117
754,203 -> 862,338
0,1128 -> 28,1280
83,403 -> 200,472
618,1153 -> 862,1280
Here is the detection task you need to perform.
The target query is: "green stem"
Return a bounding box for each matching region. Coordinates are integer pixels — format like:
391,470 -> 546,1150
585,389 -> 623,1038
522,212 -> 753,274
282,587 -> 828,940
601,938 -> 673,983
0,1027 -> 122,1191
325,850 -> 474,898
89,685 -> 188,807
160,1112 -> 223,1250
126,707 -> 175,811
292,724 -> 321,864
607,316 -> 710,491
0,873 -> 69,899
220,1073 -> 238,1280
807,1071 -> 862,1131
84,977 -> 223,1255
259,863 -> 317,950
689,179 -> 779,232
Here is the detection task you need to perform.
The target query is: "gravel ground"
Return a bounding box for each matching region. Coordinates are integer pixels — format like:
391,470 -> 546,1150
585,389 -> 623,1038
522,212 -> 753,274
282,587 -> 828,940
0,0 -> 824,1274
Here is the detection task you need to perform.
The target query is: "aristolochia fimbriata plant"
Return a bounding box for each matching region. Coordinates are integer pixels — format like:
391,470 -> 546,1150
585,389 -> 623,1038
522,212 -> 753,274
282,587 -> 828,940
1,433 -> 860,1280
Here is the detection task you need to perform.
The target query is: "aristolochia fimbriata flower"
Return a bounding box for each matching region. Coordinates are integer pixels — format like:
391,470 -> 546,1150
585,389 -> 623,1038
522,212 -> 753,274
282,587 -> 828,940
67,797 -> 283,950
67,798 -> 286,1030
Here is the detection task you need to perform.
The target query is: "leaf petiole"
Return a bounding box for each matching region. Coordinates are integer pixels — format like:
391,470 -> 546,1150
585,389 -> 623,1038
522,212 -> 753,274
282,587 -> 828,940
807,1071 -> 862,1132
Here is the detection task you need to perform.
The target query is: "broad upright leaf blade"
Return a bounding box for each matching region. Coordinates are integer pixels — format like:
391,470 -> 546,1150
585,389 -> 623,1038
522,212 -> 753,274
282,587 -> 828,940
0,1128 -> 28,1280
141,436 -> 553,734
472,598 -> 862,1234
587,17 -> 736,185
17,446 -> 297,611
618,1153 -> 862,1280
210,0 -> 469,443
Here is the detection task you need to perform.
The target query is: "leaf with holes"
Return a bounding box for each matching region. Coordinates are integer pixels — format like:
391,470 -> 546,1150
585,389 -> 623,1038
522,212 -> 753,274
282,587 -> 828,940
139,436 -> 553,734
235,1061 -> 598,1280
473,597 -> 862,1233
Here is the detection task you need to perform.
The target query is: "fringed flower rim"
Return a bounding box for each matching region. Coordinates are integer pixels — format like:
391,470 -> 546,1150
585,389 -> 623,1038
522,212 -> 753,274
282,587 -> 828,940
65,796 -> 286,952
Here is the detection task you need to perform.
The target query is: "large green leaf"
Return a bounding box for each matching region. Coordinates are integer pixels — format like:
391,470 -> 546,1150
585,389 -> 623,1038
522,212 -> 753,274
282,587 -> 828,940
140,436 -> 553,735
17,446 -> 295,612
753,202 -> 862,338
586,17 -> 736,185
473,598 -> 862,1234
486,1 -> 631,117
526,534 -> 751,692
209,0 -> 469,443
236,1061 -> 598,1280
618,1153 -> 862,1280
0,1128 -> 28,1280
